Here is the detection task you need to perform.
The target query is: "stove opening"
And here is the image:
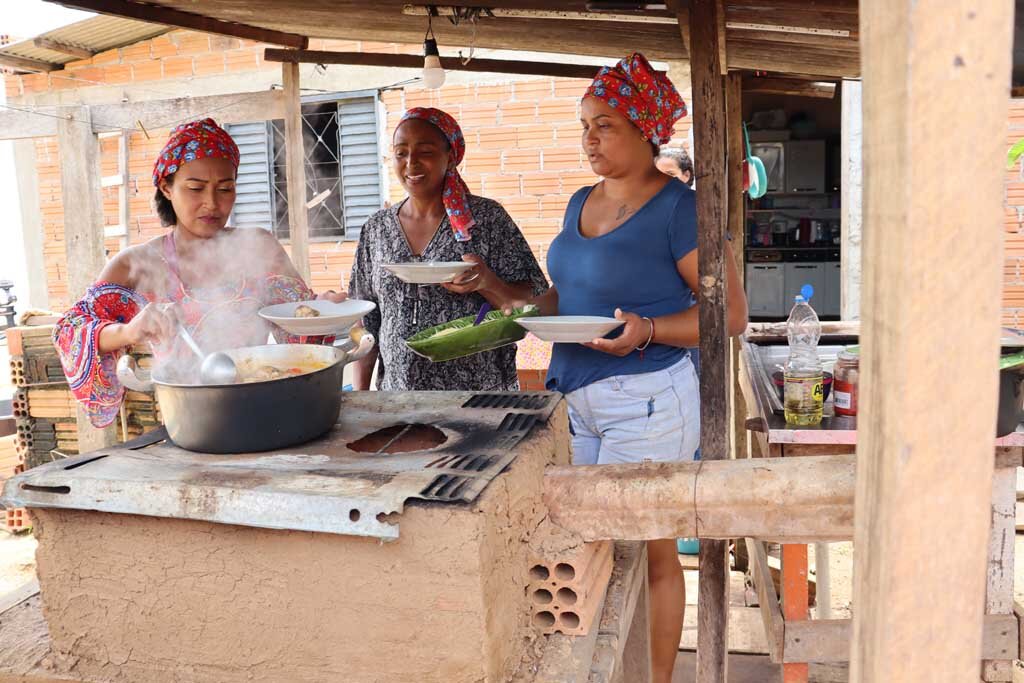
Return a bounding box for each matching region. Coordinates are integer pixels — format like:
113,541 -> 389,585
347,423 -> 448,454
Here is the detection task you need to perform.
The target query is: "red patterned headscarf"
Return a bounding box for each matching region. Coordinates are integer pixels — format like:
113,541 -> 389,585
584,52 -> 687,147
152,118 -> 240,187
399,107 -> 475,242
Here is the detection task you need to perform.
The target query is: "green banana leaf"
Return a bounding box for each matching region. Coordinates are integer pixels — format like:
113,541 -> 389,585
406,305 -> 540,362
1008,138 -> 1024,169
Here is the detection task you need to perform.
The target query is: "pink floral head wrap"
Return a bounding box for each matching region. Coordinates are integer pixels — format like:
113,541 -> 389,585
399,107 -> 475,242
153,118 -> 240,186
584,52 -> 687,146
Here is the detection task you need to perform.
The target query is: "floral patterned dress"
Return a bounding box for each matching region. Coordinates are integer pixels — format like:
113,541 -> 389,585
349,194 -> 548,391
54,233 -> 325,428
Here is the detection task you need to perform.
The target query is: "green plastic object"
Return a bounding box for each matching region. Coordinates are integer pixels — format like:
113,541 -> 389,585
743,122 -> 768,199
406,305 -> 540,362
1000,350 -> 1024,371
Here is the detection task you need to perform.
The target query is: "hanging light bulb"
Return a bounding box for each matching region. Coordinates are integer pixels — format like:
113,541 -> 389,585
422,37 -> 445,89
421,11 -> 446,89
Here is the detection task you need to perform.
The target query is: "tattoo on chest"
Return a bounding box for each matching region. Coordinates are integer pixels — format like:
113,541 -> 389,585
616,204 -> 636,221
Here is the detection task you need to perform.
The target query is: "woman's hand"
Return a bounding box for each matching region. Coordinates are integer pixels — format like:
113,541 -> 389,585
441,254 -> 494,295
318,290 -> 348,303
123,303 -> 176,347
584,308 -> 653,357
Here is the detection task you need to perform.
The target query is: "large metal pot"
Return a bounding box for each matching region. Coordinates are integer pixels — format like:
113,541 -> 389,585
115,331 -> 375,453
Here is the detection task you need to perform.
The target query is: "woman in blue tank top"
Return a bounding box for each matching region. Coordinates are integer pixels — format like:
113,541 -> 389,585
523,53 -> 748,682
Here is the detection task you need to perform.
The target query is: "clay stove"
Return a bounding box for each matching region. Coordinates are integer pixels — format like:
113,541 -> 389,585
1,391 -> 577,683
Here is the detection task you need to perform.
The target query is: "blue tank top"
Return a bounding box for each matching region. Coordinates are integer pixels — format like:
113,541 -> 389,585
545,178 -> 698,394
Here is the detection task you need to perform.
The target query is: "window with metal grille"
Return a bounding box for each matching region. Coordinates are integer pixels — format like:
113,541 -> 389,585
227,93 -> 383,241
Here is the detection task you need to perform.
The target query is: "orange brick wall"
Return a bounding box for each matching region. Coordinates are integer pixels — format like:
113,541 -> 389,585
1005,99 -> 1024,328
4,29 -> 694,310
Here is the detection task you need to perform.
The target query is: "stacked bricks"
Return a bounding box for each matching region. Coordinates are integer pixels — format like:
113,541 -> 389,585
8,326 -> 79,478
7,325 -> 63,387
528,539 -> 614,636
2,430 -> 25,532
4,507 -> 29,532
8,330 -> 164,470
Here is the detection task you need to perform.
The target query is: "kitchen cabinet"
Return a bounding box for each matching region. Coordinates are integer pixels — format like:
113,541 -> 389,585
746,263 -> 786,317
823,262 -> 842,317
784,262 -> 826,307
784,140 -> 826,194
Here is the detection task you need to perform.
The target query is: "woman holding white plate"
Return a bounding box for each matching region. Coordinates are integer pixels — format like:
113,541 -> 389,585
348,107 -> 547,391
515,54 -> 747,683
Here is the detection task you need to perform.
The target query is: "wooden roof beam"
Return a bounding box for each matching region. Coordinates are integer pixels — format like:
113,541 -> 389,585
743,76 -> 837,98
33,37 -> 95,60
263,49 -> 614,80
0,53 -> 58,72
50,0 -> 309,49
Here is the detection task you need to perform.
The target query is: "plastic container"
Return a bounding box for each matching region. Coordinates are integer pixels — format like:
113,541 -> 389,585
833,346 -> 859,417
784,290 -> 824,426
677,538 -> 700,555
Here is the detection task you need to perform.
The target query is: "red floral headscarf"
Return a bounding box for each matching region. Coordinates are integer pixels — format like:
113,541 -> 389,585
584,52 -> 687,147
399,107 -> 475,242
152,118 -> 240,187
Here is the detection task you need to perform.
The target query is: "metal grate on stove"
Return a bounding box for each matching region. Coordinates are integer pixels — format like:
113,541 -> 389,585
462,393 -> 553,411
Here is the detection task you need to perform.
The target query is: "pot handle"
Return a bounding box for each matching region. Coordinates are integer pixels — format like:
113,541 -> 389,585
343,327 -> 376,362
116,354 -> 154,392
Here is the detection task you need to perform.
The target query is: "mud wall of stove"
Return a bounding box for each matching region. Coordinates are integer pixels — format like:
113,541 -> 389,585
28,405 -> 572,683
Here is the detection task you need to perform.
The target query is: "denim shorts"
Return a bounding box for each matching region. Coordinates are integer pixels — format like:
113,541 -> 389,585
566,355 -> 700,466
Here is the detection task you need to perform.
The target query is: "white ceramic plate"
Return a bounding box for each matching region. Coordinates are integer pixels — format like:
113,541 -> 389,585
381,261 -> 474,284
259,299 -> 376,337
516,316 -> 625,343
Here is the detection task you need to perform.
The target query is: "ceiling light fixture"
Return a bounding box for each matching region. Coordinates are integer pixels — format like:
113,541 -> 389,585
422,8 -> 446,89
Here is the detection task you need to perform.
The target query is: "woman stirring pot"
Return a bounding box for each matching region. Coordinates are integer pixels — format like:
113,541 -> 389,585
54,118 -> 346,428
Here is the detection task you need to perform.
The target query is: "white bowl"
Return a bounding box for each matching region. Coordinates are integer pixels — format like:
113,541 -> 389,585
381,261 -> 474,284
516,316 -> 625,343
259,299 -> 376,337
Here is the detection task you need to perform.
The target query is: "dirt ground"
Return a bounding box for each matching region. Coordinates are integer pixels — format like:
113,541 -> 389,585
0,532 -> 35,598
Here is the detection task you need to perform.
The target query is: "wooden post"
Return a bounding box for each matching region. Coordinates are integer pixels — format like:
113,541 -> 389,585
840,80 -> 862,321
118,130 -> 130,251
814,542 -> 831,620
57,106 -> 117,452
983,468 -> 1016,681
684,3 -> 729,679
282,61 -> 311,282
543,455 -> 856,543
851,2 -> 1013,682
621,553 -> 653,683
725,72 -> 746,462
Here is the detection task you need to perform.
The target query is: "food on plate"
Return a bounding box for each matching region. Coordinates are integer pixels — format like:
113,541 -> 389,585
294,304 -> 321,318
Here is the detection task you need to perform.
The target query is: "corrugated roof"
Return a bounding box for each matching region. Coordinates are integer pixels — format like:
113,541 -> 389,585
0,15 -> 168,72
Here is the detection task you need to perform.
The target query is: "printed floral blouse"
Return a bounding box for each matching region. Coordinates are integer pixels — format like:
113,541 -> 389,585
349,195 -> 548,391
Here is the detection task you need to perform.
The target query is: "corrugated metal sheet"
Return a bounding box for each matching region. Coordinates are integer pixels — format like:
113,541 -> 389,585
0,15 -> 168,70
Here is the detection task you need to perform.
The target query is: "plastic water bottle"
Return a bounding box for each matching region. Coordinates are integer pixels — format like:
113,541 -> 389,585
784,285 -> 823,426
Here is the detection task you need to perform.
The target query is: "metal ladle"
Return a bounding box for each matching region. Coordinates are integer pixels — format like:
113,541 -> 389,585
177,325 -> 238,385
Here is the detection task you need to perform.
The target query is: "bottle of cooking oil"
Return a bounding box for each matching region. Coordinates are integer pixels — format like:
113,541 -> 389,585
784,289 -> 823,426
